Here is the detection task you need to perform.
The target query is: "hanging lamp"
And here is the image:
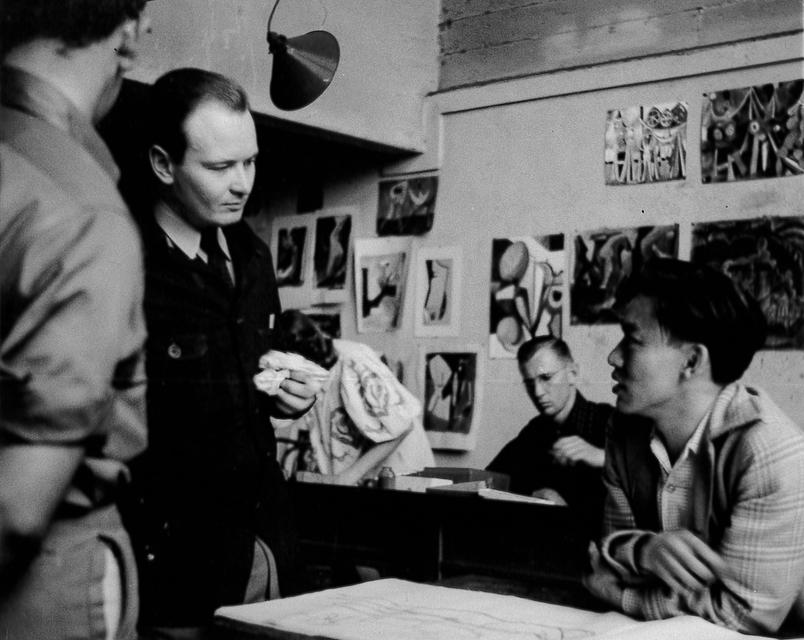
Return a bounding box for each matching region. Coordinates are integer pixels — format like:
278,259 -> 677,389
266,0 -> 340,111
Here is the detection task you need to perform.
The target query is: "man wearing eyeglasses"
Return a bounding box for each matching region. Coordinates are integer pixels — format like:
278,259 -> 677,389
487,336 -> 613,534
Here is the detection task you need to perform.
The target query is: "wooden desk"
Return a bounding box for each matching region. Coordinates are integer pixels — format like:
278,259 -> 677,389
289,481 -> 594,593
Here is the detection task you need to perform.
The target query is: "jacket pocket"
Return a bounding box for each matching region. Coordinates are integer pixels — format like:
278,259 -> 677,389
146,332 -> 212,414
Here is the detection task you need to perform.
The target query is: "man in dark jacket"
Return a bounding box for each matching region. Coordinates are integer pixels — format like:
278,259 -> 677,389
487,336 -> 612,535
125,68 -> 321,639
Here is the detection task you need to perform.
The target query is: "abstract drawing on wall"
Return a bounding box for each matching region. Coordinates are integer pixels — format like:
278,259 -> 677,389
314,214 -> 351,289
701,80 -> 804,183
489,235 -> 565,359
274,224 -> 307,287
376,175 -> 438,236
604,101 -> 688,185
353,237 -> 410,333
301,306 -> 342,339
571,225 -> 678,325
414,246 -> 462,337
691,216 -> 804,349
420,347 -> 483,451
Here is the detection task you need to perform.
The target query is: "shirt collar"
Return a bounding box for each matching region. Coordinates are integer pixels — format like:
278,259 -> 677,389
154,200 -> 232,262
1,66 -> 119,181
649,409 -> 710,474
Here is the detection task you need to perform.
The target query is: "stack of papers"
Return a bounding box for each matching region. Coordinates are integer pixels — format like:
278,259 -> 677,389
477,487 -> 557,505
215,578 -> 773,639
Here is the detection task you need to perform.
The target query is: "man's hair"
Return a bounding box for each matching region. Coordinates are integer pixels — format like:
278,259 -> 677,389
277,310 -> 337,370
614,258 -> 767,385
1,0 -> 146,55
517,335 -> 573,366
148,67 -> 250,163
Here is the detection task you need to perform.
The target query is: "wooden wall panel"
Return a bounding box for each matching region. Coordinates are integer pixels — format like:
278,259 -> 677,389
439,0 -> 804,90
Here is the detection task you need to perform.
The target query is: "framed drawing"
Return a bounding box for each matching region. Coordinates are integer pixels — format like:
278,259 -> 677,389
300,306 -> 342,339
489,235 -> 566,358
571,224 -> 678,325
273,220 -> 309,287
701,80 -> 804,183
420,345 -> 483,451
414,246 -> 462,337
314,214 -> 352,290
604,101 -> 688,185
692,215 -> 804,349
377,175 -> 438,236
271,209 -> 355,310
353,237 -> 410,333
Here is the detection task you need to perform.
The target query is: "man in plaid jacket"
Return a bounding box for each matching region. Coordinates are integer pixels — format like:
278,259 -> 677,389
584,258 -> 804,635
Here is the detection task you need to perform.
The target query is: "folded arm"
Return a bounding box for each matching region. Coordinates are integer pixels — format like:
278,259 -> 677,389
592,431 -> 804,634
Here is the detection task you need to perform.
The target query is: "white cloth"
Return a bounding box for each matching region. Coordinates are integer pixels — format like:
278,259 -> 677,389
285,340 -> 434,478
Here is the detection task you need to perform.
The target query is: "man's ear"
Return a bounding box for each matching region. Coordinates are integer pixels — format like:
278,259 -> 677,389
567,360 -> 579,384
149,145 -> 175,186
114,19 -> 139,73
681,343 -> 709,380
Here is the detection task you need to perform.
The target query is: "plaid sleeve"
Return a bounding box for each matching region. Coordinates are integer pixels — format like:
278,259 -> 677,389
619,421 -> 804,634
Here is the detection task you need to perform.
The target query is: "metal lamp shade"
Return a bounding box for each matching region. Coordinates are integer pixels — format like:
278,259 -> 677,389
268,30 -> 340,111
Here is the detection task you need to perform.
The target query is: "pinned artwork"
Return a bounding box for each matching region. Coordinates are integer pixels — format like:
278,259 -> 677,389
572,225 -> 678,325
414,246 -> 462,337
701,80 -> 804,182
691,216 -> 804,349
274,224 -> 307,287
605,101 -> 688,185
354,237 -> 410,333
301,307 -> 342,339
489,235 -> 565,359
314,214 -> 351,289
376,175 -> 438,236
420,347 -> 483,451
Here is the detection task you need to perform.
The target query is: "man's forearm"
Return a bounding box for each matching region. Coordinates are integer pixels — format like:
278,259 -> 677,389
0,444 -> 84,594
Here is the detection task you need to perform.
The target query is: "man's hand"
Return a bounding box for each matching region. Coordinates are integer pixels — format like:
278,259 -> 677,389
583,541 -> 624,608
273,369 -> 324,417
551,436 -> 605,468
638,530 -> 731,595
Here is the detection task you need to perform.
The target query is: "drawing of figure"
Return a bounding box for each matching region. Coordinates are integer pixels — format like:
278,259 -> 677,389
423,258 -> 451,324
314,215 -> 351,289
358,251 -> 406,332
426,354 -> 452,430
424,353 -> 475,434
276,226 -> 306,286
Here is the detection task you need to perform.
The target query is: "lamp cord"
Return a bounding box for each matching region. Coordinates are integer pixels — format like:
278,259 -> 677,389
267,0 -> 280,32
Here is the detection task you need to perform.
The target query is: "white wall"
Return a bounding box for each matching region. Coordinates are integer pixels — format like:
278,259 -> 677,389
132,0 -> 440,152
265,38 -> 804,470
429,53 -> 804,469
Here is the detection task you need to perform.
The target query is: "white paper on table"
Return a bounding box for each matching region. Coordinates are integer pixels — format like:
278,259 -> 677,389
215,578 -> 774,640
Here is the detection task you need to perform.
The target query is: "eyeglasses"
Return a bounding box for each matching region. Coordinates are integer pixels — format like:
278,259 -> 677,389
523,367 -> 566,389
